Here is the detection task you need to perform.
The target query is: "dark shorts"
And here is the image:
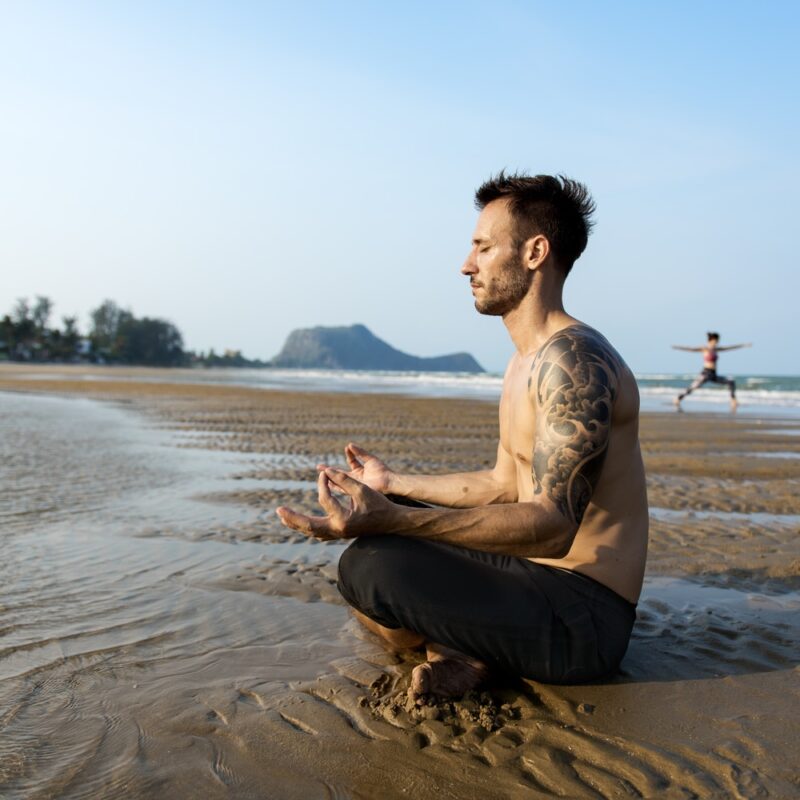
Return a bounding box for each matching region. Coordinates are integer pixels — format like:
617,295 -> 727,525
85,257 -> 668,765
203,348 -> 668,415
337,535 -> 637,684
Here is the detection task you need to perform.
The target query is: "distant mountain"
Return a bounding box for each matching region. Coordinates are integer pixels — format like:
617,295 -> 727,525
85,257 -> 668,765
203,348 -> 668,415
270,324 -> 484,373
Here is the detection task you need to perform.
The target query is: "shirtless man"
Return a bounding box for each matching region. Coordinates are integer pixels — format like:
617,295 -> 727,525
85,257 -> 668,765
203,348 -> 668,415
277,172 -> 649,701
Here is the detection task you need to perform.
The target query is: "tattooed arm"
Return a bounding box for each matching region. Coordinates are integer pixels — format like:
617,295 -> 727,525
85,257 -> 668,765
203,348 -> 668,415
278,326 -> 622,558
530,327 -> 619,529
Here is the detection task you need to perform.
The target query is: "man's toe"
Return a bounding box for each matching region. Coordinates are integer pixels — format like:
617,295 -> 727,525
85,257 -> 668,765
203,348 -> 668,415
408,663 -> 432,703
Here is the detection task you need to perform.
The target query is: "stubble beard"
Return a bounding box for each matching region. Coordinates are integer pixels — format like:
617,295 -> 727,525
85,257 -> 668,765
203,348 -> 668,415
473,256 -> 533,317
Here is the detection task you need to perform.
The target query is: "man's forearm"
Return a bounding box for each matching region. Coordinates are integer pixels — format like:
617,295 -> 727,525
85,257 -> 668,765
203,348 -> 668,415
388,470 -> 516,508
382,500 -> 574,558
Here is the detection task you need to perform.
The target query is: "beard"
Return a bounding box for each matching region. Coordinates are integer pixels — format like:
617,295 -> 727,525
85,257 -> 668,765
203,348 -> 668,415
472,256 -> 533,317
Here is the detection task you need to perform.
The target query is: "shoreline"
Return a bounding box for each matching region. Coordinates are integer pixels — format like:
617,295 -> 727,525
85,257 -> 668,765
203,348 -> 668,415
2,361 -> 799,418
1,368 -> 799,797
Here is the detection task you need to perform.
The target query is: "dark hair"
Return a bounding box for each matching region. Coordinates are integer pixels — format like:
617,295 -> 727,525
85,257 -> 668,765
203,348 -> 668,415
474,171 -> 596,275
707,331 -> 720,340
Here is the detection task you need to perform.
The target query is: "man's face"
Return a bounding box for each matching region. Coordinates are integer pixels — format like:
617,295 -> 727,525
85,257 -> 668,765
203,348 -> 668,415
461,199 -> 532,317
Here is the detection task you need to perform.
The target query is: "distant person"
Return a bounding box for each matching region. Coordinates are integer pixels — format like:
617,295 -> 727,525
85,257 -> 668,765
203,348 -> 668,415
672,332 -> 752,411
277,173 -> 648,701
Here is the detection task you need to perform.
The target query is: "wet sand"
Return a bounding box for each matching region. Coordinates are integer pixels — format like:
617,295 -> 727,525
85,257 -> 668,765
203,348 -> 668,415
1,364 -> 798,798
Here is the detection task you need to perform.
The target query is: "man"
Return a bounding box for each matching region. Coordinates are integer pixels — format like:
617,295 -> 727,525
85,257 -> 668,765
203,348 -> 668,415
277,172 -> 649,701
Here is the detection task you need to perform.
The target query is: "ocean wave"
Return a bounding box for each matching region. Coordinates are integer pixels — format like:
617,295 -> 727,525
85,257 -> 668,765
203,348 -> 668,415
635,373 -> 697,381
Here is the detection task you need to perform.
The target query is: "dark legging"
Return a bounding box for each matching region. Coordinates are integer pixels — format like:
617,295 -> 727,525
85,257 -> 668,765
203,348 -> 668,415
337,535 -> 636,683
678,368 -> 736,400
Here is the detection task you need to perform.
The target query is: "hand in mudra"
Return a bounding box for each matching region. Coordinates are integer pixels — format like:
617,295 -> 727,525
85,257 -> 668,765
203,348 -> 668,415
318,443 -> 394,495
276,468 -> 397,541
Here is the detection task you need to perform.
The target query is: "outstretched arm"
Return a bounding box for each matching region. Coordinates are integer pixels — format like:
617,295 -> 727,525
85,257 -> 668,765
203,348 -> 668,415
717,343 -> 752,351
279,327 -> 620,558
671,345 -> 704,352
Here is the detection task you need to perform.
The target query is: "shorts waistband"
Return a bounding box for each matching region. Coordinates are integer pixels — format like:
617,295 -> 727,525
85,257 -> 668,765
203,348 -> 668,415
544,565 -> 638,611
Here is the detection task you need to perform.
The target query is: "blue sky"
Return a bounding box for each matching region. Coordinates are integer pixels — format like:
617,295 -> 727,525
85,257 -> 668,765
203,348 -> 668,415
1,1 -> 797,373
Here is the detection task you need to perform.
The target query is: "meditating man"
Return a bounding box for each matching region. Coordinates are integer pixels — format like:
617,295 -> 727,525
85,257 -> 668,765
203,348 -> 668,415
277,172 -> 649,701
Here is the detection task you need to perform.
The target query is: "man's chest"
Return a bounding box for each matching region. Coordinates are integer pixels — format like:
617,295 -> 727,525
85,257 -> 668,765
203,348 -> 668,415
499,359 -> 538,466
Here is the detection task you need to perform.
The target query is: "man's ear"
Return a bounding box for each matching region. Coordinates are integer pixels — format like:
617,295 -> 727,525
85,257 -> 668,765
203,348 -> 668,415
523,234 -> 550,272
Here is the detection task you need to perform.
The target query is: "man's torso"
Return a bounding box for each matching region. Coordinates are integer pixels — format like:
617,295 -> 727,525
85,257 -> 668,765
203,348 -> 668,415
498,323 -> 649,603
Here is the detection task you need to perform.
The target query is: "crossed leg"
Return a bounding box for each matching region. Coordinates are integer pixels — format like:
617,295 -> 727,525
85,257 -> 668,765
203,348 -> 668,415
351,609 -> 489,703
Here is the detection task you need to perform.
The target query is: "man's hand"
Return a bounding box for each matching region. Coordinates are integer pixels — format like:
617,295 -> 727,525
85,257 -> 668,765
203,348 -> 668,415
276,468 -> 400,541
318,443 -> 395,494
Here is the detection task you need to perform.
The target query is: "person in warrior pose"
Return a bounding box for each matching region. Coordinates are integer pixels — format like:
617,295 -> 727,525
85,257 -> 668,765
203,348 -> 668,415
673,333 -> 752,412
277,172 -> 649,702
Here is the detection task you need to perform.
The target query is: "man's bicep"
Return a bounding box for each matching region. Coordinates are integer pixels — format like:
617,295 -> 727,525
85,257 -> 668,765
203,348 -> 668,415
529,331 -> 619,526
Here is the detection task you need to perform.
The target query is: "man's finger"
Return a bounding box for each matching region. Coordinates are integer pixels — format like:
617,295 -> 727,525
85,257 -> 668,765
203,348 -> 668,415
347,442 -> 371,460
317,471 -> 344,516
345,445 -> 362,471
316,466 -> 348,495
324,468 -> 365,496
276,506 -> 329,537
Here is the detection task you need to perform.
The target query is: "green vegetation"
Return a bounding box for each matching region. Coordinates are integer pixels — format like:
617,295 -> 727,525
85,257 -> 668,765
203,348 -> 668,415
0,297 -> 265,367
86,300 -> 185,366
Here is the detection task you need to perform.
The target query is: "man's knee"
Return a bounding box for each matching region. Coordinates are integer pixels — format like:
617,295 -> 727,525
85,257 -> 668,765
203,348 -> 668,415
337,539 -> 367,605
338,536 -> 401,600
337,536 -> 417,625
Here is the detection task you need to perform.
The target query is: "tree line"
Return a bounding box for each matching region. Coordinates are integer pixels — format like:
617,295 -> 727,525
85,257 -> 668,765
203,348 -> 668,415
0,297 -> 264,367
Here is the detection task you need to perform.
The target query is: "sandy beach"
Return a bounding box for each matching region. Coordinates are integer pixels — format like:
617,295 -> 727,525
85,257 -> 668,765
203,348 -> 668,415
1,364 -> 798,799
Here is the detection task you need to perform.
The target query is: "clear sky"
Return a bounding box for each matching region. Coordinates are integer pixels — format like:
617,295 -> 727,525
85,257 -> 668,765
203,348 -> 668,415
2,1 -> 797,374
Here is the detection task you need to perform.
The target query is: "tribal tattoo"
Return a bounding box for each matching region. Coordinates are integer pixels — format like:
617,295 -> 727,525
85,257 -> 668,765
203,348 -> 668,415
529,325 -> 621,526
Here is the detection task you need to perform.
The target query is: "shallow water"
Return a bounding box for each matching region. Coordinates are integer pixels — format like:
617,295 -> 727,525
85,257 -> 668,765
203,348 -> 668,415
728,450 -> 800,459
0,393 -> 350,798
2,392 -> 798,798
624,577 -> 800,681
649,506 -> 800,526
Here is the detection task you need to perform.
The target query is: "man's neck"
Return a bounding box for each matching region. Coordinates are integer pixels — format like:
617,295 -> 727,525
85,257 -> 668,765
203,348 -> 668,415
503,286 -> 576,358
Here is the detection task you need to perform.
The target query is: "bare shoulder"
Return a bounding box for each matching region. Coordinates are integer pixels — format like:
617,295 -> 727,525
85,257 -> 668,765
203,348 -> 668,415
528,324 -> 632,526
529,323 -> 626,406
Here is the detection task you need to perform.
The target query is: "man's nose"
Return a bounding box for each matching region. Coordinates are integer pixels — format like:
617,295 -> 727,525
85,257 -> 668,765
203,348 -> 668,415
461,254 -> 476,275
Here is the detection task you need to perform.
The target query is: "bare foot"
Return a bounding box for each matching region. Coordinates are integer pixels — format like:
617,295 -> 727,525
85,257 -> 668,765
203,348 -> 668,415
408,644 -> 488,703
673,397 -> 683,411
731,398 -> 738,413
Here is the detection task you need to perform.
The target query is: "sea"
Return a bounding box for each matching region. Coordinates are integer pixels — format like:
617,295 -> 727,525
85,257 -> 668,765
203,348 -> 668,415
23,367 -> 800,418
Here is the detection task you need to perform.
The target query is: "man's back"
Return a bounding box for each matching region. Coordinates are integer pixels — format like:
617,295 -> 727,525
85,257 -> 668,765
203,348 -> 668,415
500,321 -> 649,603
